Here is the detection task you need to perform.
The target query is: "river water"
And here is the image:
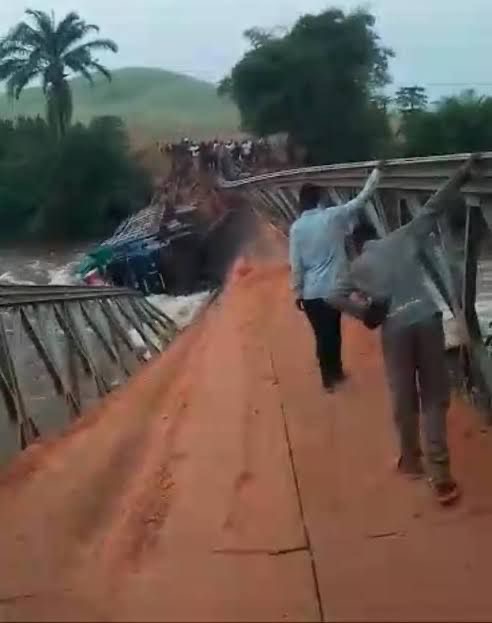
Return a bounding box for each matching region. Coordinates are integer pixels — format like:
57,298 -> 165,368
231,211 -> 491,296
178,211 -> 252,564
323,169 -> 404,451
0,246 -> 86,286
0,245 -> 210,325
0,246 -> 210,466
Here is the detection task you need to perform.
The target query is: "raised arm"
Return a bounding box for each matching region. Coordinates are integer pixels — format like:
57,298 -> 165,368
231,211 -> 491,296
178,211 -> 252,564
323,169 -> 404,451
339,166 -> 382,217
399,155 -> 477,243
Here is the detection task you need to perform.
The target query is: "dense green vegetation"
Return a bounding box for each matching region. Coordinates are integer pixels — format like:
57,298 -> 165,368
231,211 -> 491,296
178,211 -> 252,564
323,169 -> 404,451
0,68 -> 240,138
398,91 -> 492,157
220,8 -> 394,164
0,115 -> 151,241
222,7 -> 492,164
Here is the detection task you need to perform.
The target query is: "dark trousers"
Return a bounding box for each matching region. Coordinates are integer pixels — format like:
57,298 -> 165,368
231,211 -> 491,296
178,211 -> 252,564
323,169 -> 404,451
303,299 -> 342,385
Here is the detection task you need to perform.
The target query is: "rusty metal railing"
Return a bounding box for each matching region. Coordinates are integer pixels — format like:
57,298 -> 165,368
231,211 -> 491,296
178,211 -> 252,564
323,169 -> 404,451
0,285 -> 176,458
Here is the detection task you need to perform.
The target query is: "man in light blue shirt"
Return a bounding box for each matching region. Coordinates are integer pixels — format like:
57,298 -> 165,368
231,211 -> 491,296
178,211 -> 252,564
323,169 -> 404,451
289,166 -> 381,391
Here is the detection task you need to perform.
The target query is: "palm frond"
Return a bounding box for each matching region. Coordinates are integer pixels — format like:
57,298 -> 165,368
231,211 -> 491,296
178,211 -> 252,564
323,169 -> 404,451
64,38 -> 118,60
63,52 -> 95,86
75,65 -> 95,86
74,22 -> 100,36
56,18 -> 100,54
55,11 -> 80,35
0,59 -> 25,82
3,48 -> 43,99
6,64 -> 39,99
1,22 -> 43,52
25,9 -> 55,41
86,61 -> 113,82
0,41 -> 31,60
55,11 -> 82,53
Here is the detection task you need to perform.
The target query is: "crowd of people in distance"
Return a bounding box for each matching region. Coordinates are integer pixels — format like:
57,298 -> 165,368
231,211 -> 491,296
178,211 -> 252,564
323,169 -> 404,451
159,137 -> 272,177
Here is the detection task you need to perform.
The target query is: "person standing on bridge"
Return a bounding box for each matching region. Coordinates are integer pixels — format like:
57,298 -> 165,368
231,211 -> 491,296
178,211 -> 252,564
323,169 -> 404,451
289,165 -> 382,392
328,156 -> 478,505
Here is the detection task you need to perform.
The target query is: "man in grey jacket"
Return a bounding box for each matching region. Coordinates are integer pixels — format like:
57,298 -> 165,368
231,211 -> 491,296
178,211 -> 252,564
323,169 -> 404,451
329,156 -> 477,505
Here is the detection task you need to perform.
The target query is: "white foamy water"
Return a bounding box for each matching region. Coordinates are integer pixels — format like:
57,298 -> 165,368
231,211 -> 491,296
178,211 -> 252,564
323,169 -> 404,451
47,262 -> 82,285
117,293 -> 210,364
148,291 -> 211,330
0,272 -> 37,285
0,248 -> 211,333
0,248 -> 87,286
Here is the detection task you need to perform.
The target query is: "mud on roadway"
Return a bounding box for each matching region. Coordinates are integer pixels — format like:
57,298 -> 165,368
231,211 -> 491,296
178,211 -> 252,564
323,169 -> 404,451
2,218 -> 492,622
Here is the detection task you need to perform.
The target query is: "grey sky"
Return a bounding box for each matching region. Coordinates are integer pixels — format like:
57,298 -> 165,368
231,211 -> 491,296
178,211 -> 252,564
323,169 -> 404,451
2,0 -> 491,98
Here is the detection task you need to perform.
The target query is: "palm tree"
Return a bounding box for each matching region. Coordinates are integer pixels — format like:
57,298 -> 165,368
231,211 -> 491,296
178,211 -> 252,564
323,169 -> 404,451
0,9 -> 118,137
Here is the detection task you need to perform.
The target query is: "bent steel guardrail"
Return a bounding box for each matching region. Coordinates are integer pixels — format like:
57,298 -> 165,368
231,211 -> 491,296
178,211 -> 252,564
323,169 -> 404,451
0,285 -> 177,455
220,152 -> 492,413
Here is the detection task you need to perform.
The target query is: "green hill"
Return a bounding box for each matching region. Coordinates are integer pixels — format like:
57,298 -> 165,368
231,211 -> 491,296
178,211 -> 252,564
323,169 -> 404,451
0,67 -> 240,139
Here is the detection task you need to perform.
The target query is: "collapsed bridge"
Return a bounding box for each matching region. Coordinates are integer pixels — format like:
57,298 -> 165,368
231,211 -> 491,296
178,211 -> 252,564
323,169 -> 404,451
2,152 -> 492,463
2,153 -> 492,621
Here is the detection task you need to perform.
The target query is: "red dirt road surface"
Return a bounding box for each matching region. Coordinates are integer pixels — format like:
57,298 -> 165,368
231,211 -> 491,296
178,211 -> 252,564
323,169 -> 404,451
2,225 -> 492,621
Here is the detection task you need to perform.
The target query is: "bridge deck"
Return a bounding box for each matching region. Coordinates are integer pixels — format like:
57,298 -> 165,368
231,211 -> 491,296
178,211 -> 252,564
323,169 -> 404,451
1,228 -> 492,621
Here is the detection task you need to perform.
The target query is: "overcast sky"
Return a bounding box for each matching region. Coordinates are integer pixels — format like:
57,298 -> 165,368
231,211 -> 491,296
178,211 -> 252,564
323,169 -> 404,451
1,0 -> 491,98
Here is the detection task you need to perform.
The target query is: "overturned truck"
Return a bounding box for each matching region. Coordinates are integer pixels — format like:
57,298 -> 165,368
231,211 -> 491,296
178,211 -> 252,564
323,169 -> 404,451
92,190 -> 254,296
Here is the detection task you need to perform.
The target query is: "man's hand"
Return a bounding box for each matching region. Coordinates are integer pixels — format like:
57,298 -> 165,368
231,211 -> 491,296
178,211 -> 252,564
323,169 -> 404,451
363,299 -> 390,330
462,152 -> 482,180
423,153 -> 481,213
459,153 -> 477,177
295,298 -> 305,312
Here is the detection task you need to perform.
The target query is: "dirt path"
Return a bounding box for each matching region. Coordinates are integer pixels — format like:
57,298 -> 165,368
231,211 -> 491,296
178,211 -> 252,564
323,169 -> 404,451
2,225 -> 492,621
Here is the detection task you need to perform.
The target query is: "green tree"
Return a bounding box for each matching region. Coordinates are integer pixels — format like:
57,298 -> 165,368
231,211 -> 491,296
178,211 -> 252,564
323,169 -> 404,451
0,9 -> 118,138
395,86 -> 428,114
243,27 -> 276,49
221,8 -> 394,164
39,116 -> 151,239
401,90 -> 492,156
0,116 -> 151,241
371,93 -> 392,113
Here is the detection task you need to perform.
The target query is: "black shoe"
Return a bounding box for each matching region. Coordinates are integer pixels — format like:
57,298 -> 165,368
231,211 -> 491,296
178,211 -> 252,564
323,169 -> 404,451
323,381 -> 335,394
322,374 -> 337,392
333,370 -> 348,384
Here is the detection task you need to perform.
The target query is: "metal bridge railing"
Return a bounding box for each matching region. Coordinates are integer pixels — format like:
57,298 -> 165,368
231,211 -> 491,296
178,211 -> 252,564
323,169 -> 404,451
0,285 -> 176,459
221,152 -> 492,415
